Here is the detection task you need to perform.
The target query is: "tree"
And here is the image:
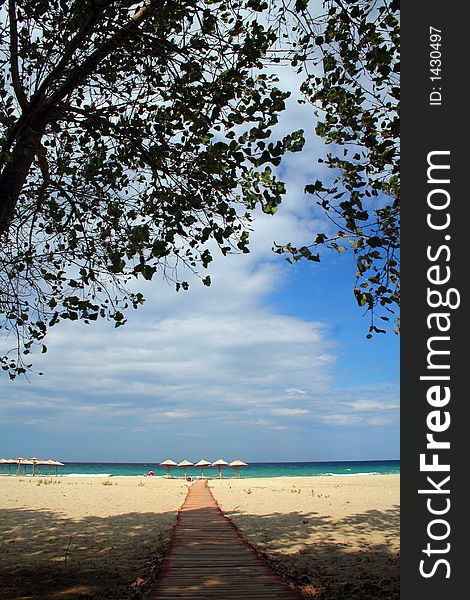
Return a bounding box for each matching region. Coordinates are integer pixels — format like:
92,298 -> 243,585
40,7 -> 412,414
0,0 -> 400,379
275,0 -> 400,337
0,0 -> 304,378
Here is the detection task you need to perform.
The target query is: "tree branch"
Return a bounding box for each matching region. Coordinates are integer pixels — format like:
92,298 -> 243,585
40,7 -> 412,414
0,1 -> 162,238
0,123 -> 46,236
62,105 -> 160,172
50,0 -> 164,105
8,0 -> 28,110
33,1 -> 111,104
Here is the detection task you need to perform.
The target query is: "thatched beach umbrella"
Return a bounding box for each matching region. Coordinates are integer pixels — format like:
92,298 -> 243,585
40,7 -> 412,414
2,459 -> 15,476
0,458 -> 9,476
19,459 -> 34,476
194,459 -> 211,479
34,459 -> 49,476
229,459 -> 248,478
160,459 -> 178,478
211,458 -> 229,479
42,460 -> 53,476
50,460 -> 64,477
15,457 -> 25,476
14,458 -> 31,476
30,457 -> 39,477
177,459 -> 193,479
42,460 -> 64,476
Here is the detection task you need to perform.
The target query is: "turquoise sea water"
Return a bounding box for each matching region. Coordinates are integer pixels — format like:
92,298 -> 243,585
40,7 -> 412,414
55,460 -> 399,478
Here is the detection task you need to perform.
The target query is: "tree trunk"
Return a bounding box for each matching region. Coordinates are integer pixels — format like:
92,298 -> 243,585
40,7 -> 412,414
0,121 -> 46,236
0,2 -> 161,237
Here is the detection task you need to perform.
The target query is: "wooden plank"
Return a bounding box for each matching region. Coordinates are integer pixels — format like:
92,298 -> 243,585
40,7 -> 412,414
150,480 -> 299,599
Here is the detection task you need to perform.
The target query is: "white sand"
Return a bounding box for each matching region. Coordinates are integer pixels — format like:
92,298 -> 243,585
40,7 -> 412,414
0,476 -> 189,599
209,475 -> 400,599
0,474 -> 399,599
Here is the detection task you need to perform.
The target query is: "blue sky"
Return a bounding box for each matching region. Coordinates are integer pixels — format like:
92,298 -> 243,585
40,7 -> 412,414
0,70 -> 399,464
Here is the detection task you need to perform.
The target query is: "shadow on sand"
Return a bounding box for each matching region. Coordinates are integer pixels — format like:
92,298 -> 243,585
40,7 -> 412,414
222,506 -> 400,600
0,505 -> 175,600
1,501 -> 399,600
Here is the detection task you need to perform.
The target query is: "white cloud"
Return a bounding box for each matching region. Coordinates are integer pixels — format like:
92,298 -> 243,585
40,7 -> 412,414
347,399 -> 400,411
161,410 -> 193,420
322,415 -> 362,426
271,408 -> 309,416
0,60 -> 399,461
286,388 -> 307,396
368,417 -> 394,426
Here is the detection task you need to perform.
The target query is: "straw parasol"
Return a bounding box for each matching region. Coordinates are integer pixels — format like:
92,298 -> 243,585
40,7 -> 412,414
0,458 -> 10,476
30,457 -> 39,477
229,459 -> 248,478
15,457 -> 25,476
50,460 -> 64,477
194,459 -> 211,479
14,456 -> 33,475
211,458 -> 229,479
177,459 -> 193,479
2,459 -> 16,476
18,459 -> 34,476
42,460 -> 64,476
160,459 -> 178,478
42,460 -> 54,476
34,459 -> 49,476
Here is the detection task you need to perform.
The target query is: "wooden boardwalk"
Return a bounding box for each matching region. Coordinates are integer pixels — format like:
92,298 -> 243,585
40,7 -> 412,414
150,480 -> 299,599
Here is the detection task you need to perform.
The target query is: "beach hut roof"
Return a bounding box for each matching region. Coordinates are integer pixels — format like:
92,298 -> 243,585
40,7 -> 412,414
160,459 -> 178,466
30,457 -> 39,461
212,459 -> 229,466
177,460 -> 194,467
20,459 -> 34,465
229,460 -> 248,467
194,459 -> 211,467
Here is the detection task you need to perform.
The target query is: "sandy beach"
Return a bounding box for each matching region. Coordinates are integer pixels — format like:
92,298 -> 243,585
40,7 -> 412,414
210,475 -> 400,599
0,475 -> 399,599
0,477 -> 189,599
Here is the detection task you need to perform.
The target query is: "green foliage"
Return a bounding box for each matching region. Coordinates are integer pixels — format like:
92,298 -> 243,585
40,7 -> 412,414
0,0 -> 297,378
0,0 -> 400,378
275,0 -> 400,336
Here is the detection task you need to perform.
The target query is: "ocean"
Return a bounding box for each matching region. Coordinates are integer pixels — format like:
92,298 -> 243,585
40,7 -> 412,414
56,460 -> 399,478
